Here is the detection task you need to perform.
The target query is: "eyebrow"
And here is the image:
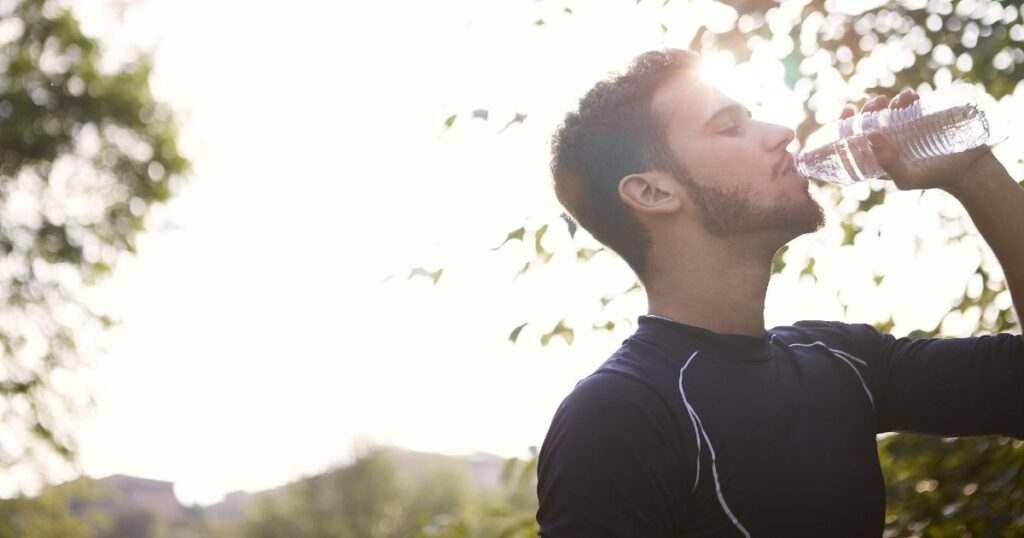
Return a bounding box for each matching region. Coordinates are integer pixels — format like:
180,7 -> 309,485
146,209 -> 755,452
704,103 -> 752,130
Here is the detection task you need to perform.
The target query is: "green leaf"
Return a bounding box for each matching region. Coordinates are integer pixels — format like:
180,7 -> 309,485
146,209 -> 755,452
534,224 -> 549,255
873,317 -> 895,334
781,50 -> 801,90
560,212 -> 578,238
771,245 -> 789,275
534,18 -> 545,26
508,323 -> 528,343
576,247 -> 601,261
540,321 -> 574,346
408,267 -> 443,285
500,112 -> 528,132
840,221 -> 861,246
600,283 -> 641,308
493,226 -> 526,250
513,261 -> 531,280
444,114 -> 457,128
860,185 -> 887,212
593,321 -> 615,331
800,257 -> 817,282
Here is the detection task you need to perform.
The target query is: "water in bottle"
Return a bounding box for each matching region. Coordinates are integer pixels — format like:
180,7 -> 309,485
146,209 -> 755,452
794,85 -> 990,185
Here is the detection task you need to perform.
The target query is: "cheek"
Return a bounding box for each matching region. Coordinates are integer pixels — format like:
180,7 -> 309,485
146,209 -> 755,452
685,143 -> 762,186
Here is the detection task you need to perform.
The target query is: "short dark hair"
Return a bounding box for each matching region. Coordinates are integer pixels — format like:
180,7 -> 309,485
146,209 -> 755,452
550,49 -> 699,281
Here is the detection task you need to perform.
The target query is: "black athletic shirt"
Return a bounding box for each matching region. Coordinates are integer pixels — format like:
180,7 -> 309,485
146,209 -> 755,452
536,315 -> 1024,537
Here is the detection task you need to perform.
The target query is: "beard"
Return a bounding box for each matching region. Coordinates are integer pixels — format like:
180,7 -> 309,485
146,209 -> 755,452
682,179 -> 825,237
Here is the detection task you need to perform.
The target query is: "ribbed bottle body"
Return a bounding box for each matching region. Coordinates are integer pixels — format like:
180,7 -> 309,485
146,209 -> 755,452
795,86 -> 990,185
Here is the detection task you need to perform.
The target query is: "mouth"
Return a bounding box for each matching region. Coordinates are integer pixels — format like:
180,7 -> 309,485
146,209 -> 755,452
774,153 -> 795,180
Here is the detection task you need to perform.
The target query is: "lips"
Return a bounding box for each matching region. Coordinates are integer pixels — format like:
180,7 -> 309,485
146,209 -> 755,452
774,153 -> 794,179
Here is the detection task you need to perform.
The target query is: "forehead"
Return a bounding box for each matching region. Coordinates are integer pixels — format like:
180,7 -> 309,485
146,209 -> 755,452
649,73 -> 735,133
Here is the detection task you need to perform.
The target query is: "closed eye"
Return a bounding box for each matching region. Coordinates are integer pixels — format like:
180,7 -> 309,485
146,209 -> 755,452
706,103 -> 753,135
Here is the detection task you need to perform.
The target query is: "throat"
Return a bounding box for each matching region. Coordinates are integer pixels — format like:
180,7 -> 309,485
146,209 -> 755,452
645,259 -> 770,338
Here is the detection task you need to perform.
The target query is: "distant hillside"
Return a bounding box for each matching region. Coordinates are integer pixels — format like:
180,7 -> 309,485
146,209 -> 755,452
10,447 -> 529,537
203,447 -> 510,523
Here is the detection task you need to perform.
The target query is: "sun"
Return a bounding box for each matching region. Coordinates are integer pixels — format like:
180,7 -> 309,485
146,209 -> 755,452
698,50 -> 738,88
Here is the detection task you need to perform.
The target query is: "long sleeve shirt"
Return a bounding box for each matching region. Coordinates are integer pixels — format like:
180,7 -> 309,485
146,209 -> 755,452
536,315 -> 1024,537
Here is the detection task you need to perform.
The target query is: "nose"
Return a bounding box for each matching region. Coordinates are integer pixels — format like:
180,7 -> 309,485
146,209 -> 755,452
763,122 -> 795,153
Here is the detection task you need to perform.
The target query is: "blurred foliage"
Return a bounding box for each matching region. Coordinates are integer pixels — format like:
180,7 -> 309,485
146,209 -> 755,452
0,475 -> 217,538
218,447 -> 539,538
0,0 -> 188,471
0,448 -> 541,537
474,0 -> 1024,535
0,478 -> 99,537
878,435 -> 1024,536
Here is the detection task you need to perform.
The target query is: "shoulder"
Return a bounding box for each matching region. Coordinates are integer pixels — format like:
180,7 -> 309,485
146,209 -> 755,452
539,367 -> 697,475
545,369 -> 680,443
774,319 -> 886,351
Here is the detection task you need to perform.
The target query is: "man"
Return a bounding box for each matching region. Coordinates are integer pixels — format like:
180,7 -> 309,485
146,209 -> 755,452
536,48 -> 1024,537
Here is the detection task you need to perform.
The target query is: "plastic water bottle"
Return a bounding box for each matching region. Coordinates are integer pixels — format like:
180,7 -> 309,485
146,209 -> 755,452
794,85 -> 990,185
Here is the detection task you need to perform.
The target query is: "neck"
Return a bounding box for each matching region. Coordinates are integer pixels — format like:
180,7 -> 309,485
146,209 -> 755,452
644,236 -> 777,337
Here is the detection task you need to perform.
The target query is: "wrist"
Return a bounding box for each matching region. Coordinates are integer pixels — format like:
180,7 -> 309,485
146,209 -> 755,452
942,151 -> 1011,203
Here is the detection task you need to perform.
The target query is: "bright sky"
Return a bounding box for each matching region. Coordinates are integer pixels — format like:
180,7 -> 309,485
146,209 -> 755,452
26,0 -> 1019,506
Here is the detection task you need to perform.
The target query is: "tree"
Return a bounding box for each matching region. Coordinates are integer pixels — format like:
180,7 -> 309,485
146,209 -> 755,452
446,0 -> 1024,533
878,434 -> 1024,536
0,477 -> 104,538
231,447 -> 474,538
0,0 -> 187,475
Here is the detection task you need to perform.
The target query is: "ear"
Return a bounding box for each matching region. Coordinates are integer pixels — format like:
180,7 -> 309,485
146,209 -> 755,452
619,172 -> 682,216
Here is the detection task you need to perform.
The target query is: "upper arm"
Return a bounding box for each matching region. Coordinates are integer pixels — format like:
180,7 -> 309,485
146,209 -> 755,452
536,372 -> 694,537
861,326 -> 1024,438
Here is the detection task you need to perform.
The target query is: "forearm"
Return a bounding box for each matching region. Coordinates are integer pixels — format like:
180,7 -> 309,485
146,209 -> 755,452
946,156 -> 1024,332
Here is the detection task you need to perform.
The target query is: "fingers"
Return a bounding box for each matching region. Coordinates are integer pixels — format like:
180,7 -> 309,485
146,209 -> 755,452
889,89 -> 919,110
862,94 -> 888,114
838,89 -> 921,120
838,94 -> 888,121
867,130 -> 910,179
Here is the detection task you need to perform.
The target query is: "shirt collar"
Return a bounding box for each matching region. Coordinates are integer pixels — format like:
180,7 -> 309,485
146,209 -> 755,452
633,314 -> 775,362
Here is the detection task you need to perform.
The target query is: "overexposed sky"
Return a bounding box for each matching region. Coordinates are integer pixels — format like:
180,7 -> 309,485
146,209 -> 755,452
34,0 -> 1021,506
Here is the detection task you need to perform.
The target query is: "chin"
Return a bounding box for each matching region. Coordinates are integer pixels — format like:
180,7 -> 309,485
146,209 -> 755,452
778,191 -> 823,225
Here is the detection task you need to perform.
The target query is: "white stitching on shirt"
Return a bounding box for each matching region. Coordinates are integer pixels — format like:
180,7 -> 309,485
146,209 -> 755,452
789,341 -> 867,366
678,351 -> 752,538
678,352 -> 702,493
789,341 -> 875,410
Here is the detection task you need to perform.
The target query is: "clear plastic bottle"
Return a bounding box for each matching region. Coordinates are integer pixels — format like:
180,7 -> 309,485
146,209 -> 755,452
794,85 -> 990,185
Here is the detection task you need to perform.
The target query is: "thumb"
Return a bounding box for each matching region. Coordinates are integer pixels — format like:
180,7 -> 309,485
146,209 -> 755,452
866,131 -> 909,178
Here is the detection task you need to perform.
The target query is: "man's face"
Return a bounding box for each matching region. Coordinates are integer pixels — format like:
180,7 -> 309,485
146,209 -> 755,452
649,73 -> 824,237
